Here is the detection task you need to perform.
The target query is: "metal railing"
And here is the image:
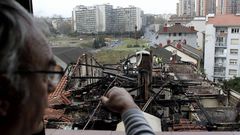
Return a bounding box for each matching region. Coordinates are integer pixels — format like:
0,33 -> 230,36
215,53 -> 227,57
215,42 -> 227,47
214,72 -> 226,77
214,63 -> 226,67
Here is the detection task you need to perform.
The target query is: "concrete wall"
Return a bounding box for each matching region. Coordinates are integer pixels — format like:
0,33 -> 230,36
186,17 -> 206,49
136,8 -> 143,31
226,27 -> 240,79
204,24 -> 216,81
200,98 -> 221,108
96,6 -> 106,32
156,33 -> 197,48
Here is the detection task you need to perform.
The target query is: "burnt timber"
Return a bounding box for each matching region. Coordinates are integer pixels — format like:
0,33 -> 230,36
45,52 -> 240,131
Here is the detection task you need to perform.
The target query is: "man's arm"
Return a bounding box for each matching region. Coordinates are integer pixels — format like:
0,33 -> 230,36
101,87 -> 155,135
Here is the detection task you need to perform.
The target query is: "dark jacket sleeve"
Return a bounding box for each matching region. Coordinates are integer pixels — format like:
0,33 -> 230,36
121,109 -> 155,135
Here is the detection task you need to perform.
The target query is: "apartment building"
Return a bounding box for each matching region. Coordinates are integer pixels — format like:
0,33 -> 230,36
216,0 -> 240,15
178,0 -> 195,16
204,14 -> 240,81
156,23 -> 198,48
112,6 -> 143,32
73,5 -> 143,33
186,17 -> 206,49
177,3 -> 180,16
196,0 -> 216,16
72,5 -> 113,33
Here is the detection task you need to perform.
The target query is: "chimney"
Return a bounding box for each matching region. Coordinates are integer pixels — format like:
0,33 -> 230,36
183,39 -> 186,45
167,40 -> 171,45
159,43 -> 163,48
163,26 -> 168,32
171,51 -> 177,64
176,43 -> 182,49
190,26 -> 195,31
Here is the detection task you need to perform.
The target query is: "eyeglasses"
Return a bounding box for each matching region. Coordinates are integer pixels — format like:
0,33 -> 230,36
0,70 -> 65,83
0,70 -> 65,93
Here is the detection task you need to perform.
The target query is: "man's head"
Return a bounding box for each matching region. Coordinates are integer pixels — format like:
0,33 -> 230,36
0,0 -> 53,134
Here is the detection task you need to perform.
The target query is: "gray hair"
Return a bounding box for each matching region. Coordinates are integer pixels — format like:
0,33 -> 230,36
0,0 -> 47,104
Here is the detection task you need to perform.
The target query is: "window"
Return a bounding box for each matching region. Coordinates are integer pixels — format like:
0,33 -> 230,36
173,33 -> 177,36
231,28 -> 240,33
230,49 -> 238,55
229,69 -> 237,76
216,37 -> 223,42
179,33 -> 182,36
231,39 -> 239,45
229,59 -> 237,65
169,33 -> 171,37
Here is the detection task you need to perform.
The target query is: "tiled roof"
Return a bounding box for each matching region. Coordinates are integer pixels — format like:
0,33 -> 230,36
150,47 -> 181,63
207,14 -> 240,26
159,23 -> 197,34
163,45 -> 200,60
171,42 -> 203,59
52,47 -> 89,64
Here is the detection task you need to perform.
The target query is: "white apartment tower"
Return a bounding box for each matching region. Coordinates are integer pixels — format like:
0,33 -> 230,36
72,5 -> 113,33
178,0 -> 195,16
112,6 -> 143,32
73,5 -> 143,33
204,14 -> 240,82
73,5 -> 97,33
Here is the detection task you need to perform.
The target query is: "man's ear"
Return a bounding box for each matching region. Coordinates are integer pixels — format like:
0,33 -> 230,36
0,100 -> 9,117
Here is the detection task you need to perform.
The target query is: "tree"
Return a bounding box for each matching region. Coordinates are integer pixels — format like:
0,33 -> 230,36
92,36 -> 106,49
223,77 -> 240,92
35,17 -> 58,36
57,21 -> 72,35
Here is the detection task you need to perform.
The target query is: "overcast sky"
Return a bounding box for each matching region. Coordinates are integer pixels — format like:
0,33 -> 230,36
33,0 -> 178,17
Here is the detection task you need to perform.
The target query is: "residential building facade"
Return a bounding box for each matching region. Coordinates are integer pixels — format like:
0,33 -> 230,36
204,14 -> 240,81
112,6 -> 143,32
155,23 -> 198,48
178,0 -> 195,16
186,17 -> 206,49
73,4 -> 143,33
177,3 -> 180,16
73,5 -> 97,33
196,0 -> 216,16
216,0 -> 240,15
168,15 -> 194,26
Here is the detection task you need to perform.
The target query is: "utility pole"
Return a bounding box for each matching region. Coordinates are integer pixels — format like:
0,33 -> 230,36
135,25 -> 138,46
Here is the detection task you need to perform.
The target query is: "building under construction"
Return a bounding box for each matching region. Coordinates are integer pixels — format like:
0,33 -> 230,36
45,50 -> 240,132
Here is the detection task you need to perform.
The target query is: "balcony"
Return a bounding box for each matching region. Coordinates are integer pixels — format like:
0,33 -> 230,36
214,72 -> 226,77
214,63 -> 226,67
215,42 -> 227,47
216,32 -> 228,37
215,53 -> 227,57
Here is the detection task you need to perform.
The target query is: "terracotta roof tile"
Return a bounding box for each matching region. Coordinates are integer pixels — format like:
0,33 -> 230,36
207,14 -> 240,26
159,24 -> 197,34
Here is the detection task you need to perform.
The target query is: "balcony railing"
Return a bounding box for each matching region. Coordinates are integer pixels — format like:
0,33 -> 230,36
215,42 -> 227,47
214,72 -> 226,77
214,63 -> 226,67
215,53 -> 227,57
216,32 -> 228,36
